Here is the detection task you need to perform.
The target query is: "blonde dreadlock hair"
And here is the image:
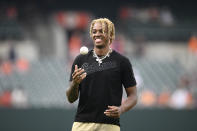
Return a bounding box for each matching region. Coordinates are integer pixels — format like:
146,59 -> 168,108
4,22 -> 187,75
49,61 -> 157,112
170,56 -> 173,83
90,18 -> 115,44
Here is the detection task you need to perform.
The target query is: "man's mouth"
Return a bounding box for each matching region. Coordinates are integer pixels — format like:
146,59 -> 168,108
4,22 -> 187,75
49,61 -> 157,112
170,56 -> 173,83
95,38 -> 102,43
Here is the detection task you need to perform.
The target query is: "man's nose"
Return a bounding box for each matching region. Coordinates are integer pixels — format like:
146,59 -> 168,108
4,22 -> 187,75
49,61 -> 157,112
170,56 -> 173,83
95,32 -> 101,36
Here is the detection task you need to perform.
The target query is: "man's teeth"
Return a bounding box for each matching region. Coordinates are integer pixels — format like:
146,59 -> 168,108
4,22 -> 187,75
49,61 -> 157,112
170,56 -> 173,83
95,38 -> 102,42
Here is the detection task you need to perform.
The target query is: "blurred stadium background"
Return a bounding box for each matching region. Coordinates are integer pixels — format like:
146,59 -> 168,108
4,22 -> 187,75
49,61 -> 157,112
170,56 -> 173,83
0,0 -> 197,131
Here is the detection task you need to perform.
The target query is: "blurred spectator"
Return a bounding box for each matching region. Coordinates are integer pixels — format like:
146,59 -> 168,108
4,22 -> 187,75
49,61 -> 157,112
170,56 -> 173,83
160,7 -> 174,26
68,31 -> 82,62
76,13 -> 89,30
16,58 -> 30,72
169,76 -> 193,109
148,7 -> 159,22
8,42 -> 17,64
0,89 -> 12,107
157,90 -> 171,108
6,6 -> 17,19
56,11 -> 90,30
139,89 -> 157,107
137,9 -> 150,23
119,7 -> 130,20
133,35 -> 146,58
0,61 -> 12,75
11,86 -> 28,108
188,34 -> 197,54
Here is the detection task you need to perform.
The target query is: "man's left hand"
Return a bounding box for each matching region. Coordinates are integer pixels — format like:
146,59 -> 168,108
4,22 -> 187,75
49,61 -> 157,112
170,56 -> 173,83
104,106 -> 122,118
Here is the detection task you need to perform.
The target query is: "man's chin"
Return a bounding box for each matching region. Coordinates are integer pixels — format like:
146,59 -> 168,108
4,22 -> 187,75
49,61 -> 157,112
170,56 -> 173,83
95,44 -> 105,49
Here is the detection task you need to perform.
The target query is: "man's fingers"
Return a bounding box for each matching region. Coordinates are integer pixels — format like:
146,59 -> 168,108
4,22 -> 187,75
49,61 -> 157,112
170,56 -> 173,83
73,65 -> 81,76
77,72 -> 87,81
108,106 -> 116,109
105,106 -> 118,112
104,112 -> 119,118
105,110 -> 118,114
75,65 -> 78,71
72,68 -> 81,77
104,111 -> 118,115
72,66 -> 87,84
73,69 -> 85,79
73,68 -> 83,77
81,73 -> 87,80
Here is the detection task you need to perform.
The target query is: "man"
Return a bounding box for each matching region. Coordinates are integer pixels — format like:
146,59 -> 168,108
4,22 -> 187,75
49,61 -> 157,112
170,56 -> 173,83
66,18 -> 137,131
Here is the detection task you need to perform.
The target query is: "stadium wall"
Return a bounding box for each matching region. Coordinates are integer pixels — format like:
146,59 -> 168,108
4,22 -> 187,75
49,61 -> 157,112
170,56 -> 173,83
0,108 -> 196,131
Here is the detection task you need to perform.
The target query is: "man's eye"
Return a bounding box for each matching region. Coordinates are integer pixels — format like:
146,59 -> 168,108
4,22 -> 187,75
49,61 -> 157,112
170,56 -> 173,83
103,30 -> 107,33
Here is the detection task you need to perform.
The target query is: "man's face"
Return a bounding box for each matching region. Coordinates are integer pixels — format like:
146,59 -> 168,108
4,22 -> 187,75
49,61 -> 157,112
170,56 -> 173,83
92,22 -> 110,49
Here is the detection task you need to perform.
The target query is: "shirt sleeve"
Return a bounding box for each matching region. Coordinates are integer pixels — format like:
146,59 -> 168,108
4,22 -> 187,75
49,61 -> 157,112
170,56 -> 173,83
69,55 -> 81,81
121,57 -> 137,88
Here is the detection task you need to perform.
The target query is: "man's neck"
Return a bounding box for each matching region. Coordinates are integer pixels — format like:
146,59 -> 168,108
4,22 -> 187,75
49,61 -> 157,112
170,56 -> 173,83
94,46 -> 110,56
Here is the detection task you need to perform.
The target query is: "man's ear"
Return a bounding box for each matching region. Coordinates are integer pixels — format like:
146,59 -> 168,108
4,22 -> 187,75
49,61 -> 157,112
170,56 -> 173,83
109,38 -> 112,44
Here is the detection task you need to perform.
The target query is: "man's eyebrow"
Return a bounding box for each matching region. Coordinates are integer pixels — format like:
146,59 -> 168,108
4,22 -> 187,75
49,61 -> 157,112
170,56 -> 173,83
93,28 -> 102,30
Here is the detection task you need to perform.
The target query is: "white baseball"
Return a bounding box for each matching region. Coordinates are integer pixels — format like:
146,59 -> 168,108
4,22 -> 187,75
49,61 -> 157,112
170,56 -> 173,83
80,46 -> 89,55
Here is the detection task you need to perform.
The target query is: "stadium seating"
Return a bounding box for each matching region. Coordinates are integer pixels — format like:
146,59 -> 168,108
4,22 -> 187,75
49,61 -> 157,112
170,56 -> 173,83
0,57 -> 185,108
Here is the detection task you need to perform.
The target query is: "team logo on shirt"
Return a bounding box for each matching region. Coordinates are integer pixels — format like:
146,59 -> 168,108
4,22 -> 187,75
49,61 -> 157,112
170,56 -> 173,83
81,61 -> 117,75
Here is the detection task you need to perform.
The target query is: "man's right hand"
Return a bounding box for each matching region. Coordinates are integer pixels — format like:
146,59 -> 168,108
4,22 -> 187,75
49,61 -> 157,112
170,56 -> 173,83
72,65 -> 87,85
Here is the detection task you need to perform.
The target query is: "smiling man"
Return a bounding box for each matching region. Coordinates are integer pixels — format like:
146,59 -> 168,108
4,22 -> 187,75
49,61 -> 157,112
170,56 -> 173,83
66,18 -> 137,131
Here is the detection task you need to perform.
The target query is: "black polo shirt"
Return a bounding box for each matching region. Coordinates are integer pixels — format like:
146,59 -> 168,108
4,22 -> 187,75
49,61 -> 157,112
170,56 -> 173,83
69,50 -> 136,126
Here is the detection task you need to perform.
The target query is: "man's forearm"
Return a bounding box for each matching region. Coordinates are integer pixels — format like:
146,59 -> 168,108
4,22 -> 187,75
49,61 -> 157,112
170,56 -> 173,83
120,94 -> 137,114
66,81 -> 79,103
